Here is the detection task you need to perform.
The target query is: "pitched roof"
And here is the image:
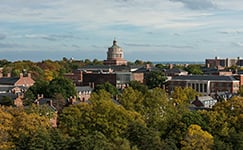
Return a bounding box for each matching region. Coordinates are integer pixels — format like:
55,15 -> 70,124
165,68 -> 188,74
76,86 -> 93,92
171,75 -> 238,81
0,77 -> 19,85
0,86 -> 14,92
0,93 -> 17,100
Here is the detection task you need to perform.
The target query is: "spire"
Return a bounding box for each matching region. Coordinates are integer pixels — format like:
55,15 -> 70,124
113,37 -> 117,45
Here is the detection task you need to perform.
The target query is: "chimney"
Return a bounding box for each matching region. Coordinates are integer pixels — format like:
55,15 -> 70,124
7,73 -> 11,77
48,100 -> 53,106
146,64 -> 151,70
37,94 -> 44,100
20,73 -> 23,78
28,73 -> 31,78
169,64 -> 173,69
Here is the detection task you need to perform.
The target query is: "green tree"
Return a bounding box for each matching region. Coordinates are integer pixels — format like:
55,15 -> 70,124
125,121 -> 163,150
59,90 -> 143,144
94,82 -> 118,97
24,79 -> 49,105
0,96 -> 14,106
172,87 -> 199,105
47,77 -> 77,99
185,64 -> 203,75
119,87 -> 144,112
143,88 -> 170,129
0,59 -> 10,67
69,131 -> 114,150
145,71 -> 167,89
128,80 -> 148,93
134,60 -> 144,65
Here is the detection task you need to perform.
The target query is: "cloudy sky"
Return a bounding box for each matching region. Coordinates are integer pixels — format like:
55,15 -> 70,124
0,0 -> 243,62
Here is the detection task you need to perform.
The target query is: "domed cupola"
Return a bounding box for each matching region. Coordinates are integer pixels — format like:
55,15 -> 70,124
104,40 -> 127,66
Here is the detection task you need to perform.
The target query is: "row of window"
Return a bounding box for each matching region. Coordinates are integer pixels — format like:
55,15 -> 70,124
188,83 -> 208,93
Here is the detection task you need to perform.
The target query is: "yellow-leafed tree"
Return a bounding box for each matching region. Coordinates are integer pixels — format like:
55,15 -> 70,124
181,124 -> 214,150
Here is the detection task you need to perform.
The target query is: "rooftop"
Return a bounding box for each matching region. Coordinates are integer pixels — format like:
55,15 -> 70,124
171,75 -> 238,81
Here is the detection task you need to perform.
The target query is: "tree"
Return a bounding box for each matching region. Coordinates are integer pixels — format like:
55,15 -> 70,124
0,96 -> 14,106
134,60 -> 144,65
181,124 -> 214,150
47,77 -> 77,99
171,87 -> 199,105
93,82 -> 118,97
59,90 -> 144,145
238,85 -> 243,97
125,121 -> 163,150
145,71 -> 167,89
119,87 -> 144,112
0,106 -> 52,149
185,64 -> 203,75
0,59 -> 10,67
142,88 -> 170,129
0,107 -> 15,149
24,79 -> 49,105
128,80 -> 148,93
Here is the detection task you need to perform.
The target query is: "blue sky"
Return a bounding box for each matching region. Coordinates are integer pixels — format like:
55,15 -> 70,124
0,0 -> 243,62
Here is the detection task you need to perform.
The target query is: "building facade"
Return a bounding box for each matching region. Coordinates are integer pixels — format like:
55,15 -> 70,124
167,75 -> 239,96
206,56 -> 243,68
104,40 -> 127,66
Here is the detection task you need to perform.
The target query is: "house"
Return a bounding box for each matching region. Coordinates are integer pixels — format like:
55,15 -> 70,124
0,93 -> 24,107
35,95 -> 57,128
0,73 -> 35,87
76,86 -> 93,102
191,96 -> 217,109
0,85 -> 28,94
167,75 -> 239,96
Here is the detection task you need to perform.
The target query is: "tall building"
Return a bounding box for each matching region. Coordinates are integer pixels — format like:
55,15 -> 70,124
104,40 -> 127,66
205,56 -> 243,68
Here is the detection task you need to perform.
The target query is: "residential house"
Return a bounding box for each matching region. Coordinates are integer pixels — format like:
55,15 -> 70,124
191,96 -> 217,109
0,93 -> 24,107
0,73 -> 35,87
76,86 -> 93,102
35,94 -> 57,128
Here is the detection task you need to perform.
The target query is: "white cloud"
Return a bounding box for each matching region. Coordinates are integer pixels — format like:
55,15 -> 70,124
1,0 -> 243,61
0,0 -> 216,30
233,42 -> 243,47
219,29 -> 243,34
170,0 -> 216,10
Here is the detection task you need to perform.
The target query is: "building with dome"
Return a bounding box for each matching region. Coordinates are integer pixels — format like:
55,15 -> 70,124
104,40 -> 127,66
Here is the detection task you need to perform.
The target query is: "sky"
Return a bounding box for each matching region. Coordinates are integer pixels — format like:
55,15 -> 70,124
0,0 -> 243,62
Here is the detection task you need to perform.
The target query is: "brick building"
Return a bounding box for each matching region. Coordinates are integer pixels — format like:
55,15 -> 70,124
0,73 -> 35,87
82,71 -> 132,88
205,56 -> 243,68
167,75 -> 239,96
104,40 -> 127,66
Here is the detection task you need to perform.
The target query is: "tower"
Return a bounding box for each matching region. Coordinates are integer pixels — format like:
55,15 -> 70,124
104,40 -> 127,66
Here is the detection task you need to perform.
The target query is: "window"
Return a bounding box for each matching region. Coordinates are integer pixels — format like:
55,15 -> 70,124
204,84 -> 207,93
200,84 -> 203,92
